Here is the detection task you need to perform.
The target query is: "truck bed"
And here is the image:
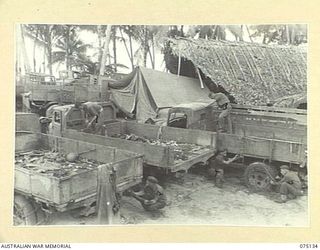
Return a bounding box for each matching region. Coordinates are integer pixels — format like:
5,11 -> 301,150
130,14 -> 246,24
63,121 -> 217,172
215,108 -> 307,143
15,132 -> 143,212
23,83 -> 106,103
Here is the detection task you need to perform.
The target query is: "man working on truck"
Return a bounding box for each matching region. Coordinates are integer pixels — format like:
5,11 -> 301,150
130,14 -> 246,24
208,149 -> 240,188
127,176 -> 167,212
270,165 -> 303,203
80,102 -> 104,130
209,92 -> 232,132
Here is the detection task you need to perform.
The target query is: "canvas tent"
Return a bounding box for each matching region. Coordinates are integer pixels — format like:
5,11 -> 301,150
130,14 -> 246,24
109,67 -> 212,122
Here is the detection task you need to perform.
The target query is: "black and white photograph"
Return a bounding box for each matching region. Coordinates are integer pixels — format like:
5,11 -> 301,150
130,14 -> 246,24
14,24 -> 308,227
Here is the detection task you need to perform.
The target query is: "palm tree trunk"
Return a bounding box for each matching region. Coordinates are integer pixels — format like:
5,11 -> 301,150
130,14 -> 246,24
20,25 -> 31,73
289,25 -> 295,44
97,25 -> 103,74
43,47 -> 46,73
65,26 -> 71,70
100,25 -> 112,76
46,26 -> 53,75
33,28 -> 39,72
120,28 -> 134,70
47,45 -> 52,75
180,25 -> 184,36
152,35 -> 155,68
262,34 -> 267,44
246,25 -> 254,43
286,25 -> 290,44
113,33 -> 117,72
129,35 -> 134,70
143,26 -> 148,67
148,34 -> 155,69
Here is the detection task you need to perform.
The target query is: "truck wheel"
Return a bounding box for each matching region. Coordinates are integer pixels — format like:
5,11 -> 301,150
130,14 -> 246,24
244,162 -> 277,192
35,206 -> 46,225
13,194 -> 37,226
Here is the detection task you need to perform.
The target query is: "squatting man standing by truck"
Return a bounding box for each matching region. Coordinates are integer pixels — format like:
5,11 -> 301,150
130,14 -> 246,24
270,165 -> 303,203
208,150 -> 240,188
126,176 -> 167,213
208,92 -> 232,132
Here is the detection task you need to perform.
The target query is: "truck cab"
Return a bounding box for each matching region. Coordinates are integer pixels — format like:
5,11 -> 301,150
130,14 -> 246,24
56,70 -> 88,85
167,102 -> 216,130
50,102 -> 117,137
26,73 -> 56,85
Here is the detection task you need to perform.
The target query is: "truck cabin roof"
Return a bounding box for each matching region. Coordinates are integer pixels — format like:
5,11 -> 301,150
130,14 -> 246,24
169,101 -> 215,113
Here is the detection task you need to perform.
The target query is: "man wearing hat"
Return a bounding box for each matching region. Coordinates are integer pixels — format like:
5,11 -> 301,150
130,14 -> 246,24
208,92 -> 232,132
128,176 -> 167,212
271,165 -> 302,203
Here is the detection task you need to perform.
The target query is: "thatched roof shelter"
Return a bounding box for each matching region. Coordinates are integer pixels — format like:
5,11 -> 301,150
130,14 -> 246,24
166,38 -> 307,105
274,92 -> 307,109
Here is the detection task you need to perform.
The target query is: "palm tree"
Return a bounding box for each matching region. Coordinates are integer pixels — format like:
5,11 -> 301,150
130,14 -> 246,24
78,25 -> 126,73
195,25 -> 243,41
99,25 -> 112,76
23,24 -> 64,75
18,25 -> 32,73
78,25 -> 107,71
119,25 -> 135,70
52,25 -> 92,71
250,24 -> 307,45
120,25 -> 162,69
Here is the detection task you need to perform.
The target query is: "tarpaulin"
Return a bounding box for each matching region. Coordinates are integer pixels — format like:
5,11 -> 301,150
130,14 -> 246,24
109,67 -> 212,122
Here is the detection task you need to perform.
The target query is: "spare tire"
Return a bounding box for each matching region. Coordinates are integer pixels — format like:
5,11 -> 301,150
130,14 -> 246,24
244,162 -> 278,192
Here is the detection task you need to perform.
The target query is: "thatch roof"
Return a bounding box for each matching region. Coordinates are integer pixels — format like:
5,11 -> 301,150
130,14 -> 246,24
166,38 -> 307,105
273,92 -> 307,109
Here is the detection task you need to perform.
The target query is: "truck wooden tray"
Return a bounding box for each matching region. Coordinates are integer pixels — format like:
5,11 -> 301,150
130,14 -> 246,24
63,121 -> 217,172
15,132 -> 143,212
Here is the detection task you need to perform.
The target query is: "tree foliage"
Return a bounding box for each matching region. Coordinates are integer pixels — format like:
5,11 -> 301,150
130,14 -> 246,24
21,24 -> 308,79
23,24 -> 64,74
51,25 -> 92,71
250,24 -> 307,45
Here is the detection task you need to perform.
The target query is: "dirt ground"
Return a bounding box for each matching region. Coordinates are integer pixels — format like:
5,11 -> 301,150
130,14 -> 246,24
48,167 -> 308,227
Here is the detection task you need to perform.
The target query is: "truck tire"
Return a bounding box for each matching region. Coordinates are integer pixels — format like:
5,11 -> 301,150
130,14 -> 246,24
35,208 -> 46,225
244,162 -> 277,192
13,194 -> 37,226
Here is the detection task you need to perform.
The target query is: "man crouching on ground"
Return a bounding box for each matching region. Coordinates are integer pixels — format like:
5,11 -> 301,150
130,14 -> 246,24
127,176 -> 167,212
271,165 -> 303,203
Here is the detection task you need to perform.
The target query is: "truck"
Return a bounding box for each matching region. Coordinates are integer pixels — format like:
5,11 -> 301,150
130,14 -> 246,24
167,102 -> 307,143
166,101 -> 307,191
16,73 -> 56,112
48,102 -> 307,193
48,102 -> 217,175
14,126 -> 143,225
17,71 -> 112,116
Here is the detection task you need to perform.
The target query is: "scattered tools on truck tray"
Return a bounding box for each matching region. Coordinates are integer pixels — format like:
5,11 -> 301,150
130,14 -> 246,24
15,150 -> 101,177
110,133 -> 209,161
